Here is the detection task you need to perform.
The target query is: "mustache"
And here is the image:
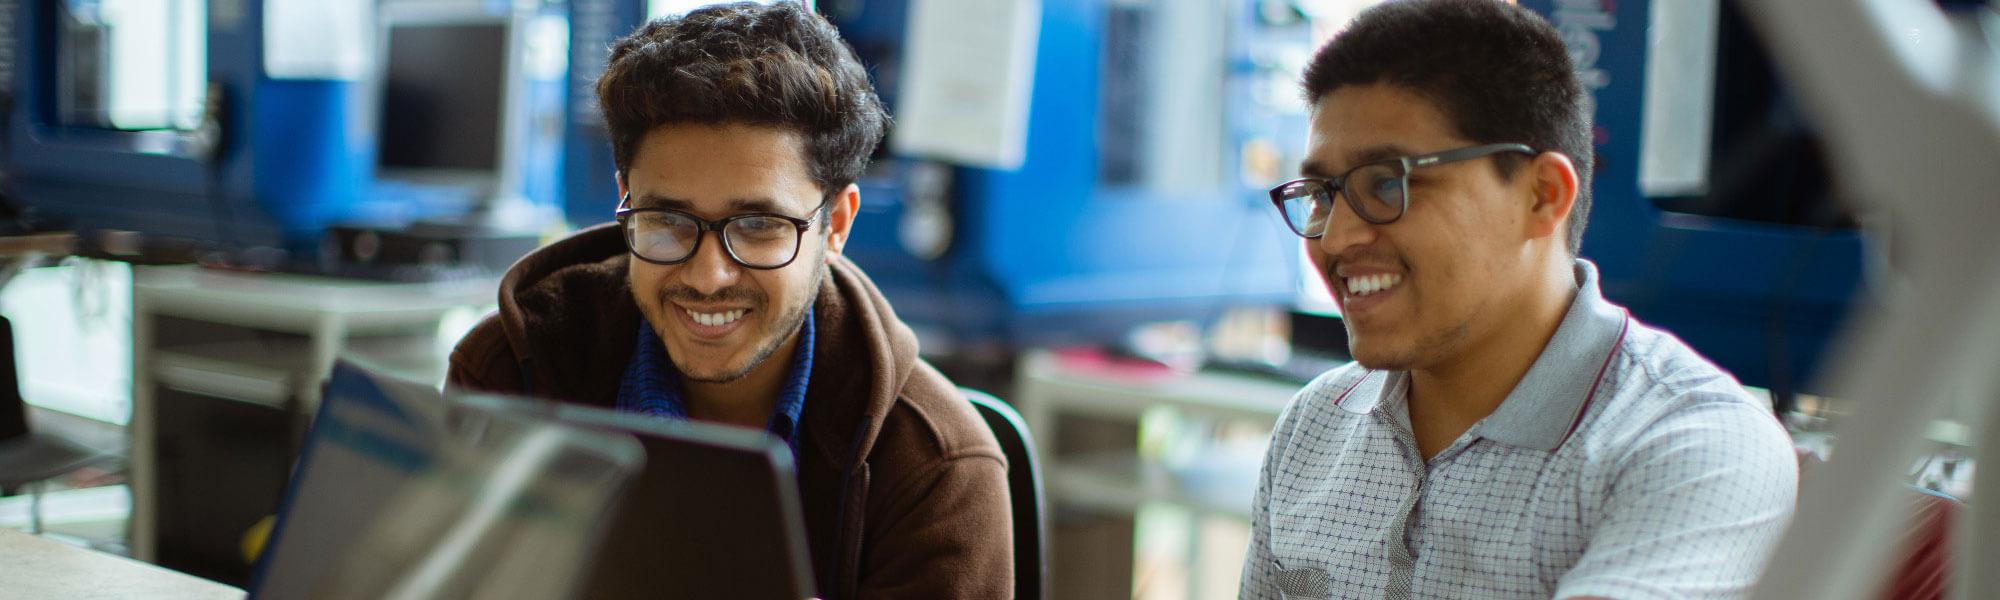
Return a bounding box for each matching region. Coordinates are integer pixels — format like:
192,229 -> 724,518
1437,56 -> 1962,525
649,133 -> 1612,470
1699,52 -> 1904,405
1325,250 -> 1404,279
657,285 -> 765,307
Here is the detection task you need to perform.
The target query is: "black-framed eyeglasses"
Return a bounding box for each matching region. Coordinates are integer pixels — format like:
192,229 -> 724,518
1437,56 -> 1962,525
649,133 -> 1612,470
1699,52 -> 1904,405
614,193 -> 828,269
1269,143 -> 1537,238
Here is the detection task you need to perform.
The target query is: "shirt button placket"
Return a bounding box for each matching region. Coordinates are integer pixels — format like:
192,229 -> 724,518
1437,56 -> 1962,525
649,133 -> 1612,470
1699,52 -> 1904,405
1383,416 -> 1425,600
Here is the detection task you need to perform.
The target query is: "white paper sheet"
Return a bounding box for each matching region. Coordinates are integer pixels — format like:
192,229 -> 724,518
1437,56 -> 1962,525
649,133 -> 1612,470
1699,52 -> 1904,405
263,0 -> 374,80
891,0 -> 1041,170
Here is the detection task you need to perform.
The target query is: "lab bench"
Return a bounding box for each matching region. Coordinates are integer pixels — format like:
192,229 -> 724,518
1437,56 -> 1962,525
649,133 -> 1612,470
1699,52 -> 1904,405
129,266 -> 495,583
1013,349 -> 1310,599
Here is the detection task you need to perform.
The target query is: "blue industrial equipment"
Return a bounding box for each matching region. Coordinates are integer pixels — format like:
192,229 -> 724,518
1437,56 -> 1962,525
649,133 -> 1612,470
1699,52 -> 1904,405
561,0 -> 643,229
564,0 -> 1301,350
3,0 -> 566,262
1518,0 -> 1866,399
834,0 -> 1305,347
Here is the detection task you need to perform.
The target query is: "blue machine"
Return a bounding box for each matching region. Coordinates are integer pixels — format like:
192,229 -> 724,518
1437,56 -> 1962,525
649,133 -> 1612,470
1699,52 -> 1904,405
3,0 -> 568,256
565,0 -> 1302,350
1518,0 -> 1866,399
561,0 -> 642,228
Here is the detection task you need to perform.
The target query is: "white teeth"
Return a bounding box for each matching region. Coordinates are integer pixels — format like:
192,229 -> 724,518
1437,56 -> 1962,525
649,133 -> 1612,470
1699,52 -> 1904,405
686,308 -> 747,327
1345,273 -> 1403,297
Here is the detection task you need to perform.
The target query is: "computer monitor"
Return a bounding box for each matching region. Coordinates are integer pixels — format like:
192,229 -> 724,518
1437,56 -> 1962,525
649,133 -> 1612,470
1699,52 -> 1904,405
254,361 -> 819,599
377,23 -> 505,176
372,8 -> 527,212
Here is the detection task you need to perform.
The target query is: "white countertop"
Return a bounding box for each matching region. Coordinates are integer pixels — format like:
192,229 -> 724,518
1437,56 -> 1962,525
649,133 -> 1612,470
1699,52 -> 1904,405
0,529 -> 244,599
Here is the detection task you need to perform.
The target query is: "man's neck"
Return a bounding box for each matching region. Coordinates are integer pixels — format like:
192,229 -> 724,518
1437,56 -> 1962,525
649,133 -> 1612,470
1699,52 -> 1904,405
1406,259 -> 1578,459
683,332 -> 801,430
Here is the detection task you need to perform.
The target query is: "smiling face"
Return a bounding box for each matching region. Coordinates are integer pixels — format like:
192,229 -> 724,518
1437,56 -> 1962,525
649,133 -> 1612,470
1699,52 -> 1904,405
1304,83 -> 1548,371
622,123 -> 854,383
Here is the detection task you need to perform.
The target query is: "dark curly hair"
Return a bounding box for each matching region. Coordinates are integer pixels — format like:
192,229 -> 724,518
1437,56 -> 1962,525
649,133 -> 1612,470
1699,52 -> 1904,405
1304,0 -> 1594,255
595,2 -> 888,195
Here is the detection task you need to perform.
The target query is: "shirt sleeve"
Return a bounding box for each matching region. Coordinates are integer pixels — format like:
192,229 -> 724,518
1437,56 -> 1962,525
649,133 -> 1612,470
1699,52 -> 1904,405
1555,397 -> 1799,600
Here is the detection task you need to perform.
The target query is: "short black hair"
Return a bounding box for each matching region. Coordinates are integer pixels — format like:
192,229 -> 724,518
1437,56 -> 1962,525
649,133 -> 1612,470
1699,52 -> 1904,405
596,1 -> 888,195
1303,0 -> 1593,254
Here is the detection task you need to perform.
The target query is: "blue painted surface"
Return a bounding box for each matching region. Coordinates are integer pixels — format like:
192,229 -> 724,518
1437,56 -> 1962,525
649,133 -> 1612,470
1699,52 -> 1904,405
561,0 -> 646,227
842,0 -> 1297,345
247,80 -> 373,242
7,0 -> 567,252
8,0 -> 277,244
1520,0 -> 1864,393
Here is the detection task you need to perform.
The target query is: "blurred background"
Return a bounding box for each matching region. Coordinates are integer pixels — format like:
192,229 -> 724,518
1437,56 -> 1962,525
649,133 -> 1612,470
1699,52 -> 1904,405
0,0 -> 1986,598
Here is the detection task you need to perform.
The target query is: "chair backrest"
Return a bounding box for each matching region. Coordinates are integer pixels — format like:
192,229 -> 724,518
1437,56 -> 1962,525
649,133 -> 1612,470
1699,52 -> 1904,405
963,388 -> 1047,600
0,315 -> 27,441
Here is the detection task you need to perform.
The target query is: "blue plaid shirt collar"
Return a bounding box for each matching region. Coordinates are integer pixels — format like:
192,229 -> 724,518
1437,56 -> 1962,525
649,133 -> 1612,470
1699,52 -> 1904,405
616,311 -> 816,453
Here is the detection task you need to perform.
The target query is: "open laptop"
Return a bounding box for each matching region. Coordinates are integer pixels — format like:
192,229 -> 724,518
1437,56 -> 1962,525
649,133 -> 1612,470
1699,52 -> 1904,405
249,360 -> 817,600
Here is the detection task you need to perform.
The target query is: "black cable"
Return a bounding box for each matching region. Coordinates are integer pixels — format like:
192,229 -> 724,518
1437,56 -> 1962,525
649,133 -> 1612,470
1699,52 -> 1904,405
197,82 -> 237,253
0,90 -> 19,231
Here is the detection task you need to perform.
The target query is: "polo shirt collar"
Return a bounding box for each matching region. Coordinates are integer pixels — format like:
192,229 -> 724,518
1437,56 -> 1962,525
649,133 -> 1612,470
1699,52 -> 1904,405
1475,259 -> 1628,451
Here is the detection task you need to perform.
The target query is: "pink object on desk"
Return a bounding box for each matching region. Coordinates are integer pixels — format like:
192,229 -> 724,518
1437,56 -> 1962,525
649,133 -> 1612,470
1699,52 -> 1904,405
1048,347 -> 1182,383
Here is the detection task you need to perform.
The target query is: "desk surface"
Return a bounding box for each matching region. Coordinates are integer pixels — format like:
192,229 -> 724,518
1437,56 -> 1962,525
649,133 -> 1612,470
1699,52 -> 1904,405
0,529 -> 244,599
132,265 -> 499,335
135,265 -> 497,315
1017,349 -> 1303,423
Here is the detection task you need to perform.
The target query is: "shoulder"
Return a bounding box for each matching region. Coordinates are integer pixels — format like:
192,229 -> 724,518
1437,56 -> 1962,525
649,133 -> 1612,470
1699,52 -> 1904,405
873,361 -> 1007,471
861,361 -> 1010,525
1579,321 -> 1794,472
1602,321 -> 1773,422
1265,362 -> 1377,466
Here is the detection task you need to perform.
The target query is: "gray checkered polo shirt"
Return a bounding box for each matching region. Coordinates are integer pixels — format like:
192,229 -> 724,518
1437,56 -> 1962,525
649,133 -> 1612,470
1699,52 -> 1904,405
1240,260 -> 1798,600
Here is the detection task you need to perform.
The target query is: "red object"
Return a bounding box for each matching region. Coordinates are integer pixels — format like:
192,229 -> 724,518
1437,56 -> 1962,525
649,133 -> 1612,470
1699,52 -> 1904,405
1048,347 -> 1180,382
1880,491 -> 1957,600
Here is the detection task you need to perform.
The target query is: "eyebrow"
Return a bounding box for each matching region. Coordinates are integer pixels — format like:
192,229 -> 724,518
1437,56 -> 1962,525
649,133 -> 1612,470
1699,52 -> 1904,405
631,194 -> 794,214
1298,144 -> 1416,178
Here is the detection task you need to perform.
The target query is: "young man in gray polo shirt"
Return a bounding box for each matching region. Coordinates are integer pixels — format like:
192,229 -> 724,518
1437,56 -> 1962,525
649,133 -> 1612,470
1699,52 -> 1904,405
1240,1 -> 1798,598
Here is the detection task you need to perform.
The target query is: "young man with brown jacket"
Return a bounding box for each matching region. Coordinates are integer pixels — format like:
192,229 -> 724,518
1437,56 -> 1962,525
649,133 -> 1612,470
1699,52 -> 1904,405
446,3 -> 1012,597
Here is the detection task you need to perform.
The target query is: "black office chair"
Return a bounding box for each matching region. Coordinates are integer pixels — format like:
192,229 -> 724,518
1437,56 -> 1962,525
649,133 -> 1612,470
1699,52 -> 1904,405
963,388 -> 1048,600
0,315 -> 113,533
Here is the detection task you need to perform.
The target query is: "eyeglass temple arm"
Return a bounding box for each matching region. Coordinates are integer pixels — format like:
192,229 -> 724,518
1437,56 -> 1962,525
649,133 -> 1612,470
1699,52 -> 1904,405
1412,143 -> 1538,167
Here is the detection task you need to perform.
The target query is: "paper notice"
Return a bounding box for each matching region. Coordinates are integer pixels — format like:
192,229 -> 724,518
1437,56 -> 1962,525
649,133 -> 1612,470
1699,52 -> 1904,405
264,0 -> 374,80
891,0 -> 1041,170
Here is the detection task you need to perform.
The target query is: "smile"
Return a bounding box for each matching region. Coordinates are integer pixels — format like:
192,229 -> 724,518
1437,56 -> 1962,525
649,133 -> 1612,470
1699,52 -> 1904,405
1345,273 -> 1403,297
685,308 -> 748,327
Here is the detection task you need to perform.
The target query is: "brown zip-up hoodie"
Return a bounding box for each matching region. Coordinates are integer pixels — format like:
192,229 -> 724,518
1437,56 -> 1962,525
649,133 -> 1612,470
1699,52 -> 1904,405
447,224 -> 1013,599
